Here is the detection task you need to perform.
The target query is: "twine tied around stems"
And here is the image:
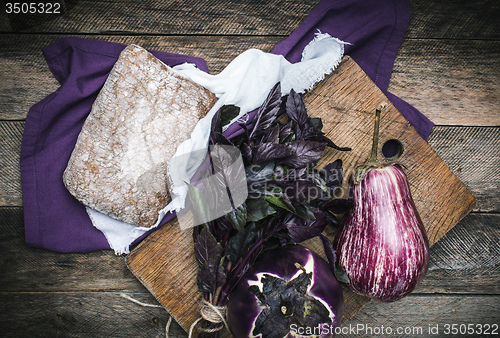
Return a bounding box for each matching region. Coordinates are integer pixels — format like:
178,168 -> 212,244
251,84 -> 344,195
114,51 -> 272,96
120,293 -> 228,337
188,299 -> 228,337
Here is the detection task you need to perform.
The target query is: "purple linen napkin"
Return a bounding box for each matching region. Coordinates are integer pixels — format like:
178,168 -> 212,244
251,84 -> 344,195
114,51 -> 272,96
21,0 -> 434,253
271,0 -> 433,138
20,38 -> 210,253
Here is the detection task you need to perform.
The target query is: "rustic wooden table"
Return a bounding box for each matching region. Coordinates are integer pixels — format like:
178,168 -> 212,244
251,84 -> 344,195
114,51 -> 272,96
1,1 -> 498,337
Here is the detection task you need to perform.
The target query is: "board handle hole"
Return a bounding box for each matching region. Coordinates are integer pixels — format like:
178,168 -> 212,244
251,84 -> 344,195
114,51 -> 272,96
382,139 -> 404,160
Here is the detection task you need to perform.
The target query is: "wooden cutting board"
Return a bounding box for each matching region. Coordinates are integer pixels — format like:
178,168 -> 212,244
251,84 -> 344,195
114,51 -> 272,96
126,56 -> 476,336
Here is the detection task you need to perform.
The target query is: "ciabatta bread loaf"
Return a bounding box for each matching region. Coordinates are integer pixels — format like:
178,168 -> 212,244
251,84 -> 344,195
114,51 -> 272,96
63,44 -> 217,227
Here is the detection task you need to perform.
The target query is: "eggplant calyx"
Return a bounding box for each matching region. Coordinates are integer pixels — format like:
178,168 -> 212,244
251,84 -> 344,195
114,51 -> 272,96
249,271 -> 330,337
353,161 -> 392,185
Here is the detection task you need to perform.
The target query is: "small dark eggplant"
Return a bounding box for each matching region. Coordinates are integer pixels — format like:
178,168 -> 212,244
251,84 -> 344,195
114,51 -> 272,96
334,104 -> 429,302
227,245 -> 344,338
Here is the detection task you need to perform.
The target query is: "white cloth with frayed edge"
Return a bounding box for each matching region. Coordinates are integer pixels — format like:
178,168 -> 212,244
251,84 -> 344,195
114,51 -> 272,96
87,32 -> 347,255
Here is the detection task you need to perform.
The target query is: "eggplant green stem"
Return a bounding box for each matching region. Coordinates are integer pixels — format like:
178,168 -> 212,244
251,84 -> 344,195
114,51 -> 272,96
353,103 -> 388,184
369,105 -> 382,162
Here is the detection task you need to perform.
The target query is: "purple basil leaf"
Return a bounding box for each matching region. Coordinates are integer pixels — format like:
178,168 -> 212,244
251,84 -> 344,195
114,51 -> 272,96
319,234 -> 349,283
311,134 -> 351,151
210,107 -> 222,139
283,166 -> 308,181
212,132 -> 233,147
301,124 -> 322,140
215,215 -> 234,232
320,159 -> 344,190
251,143 -> 295,164
186,182 -> 215,226
194,226 -> 225,292
194,226 -> 224,267
280,140 -> 327,168
210,144 -> 246,206
304,169 -> 330,197
241,142 -> 253,164
324,211 -> 340,227
249,82 -> 282,141
334,262 -> 351,284
225,203 -> 247,232
294,203 -> 316,220
198,258 -> 227,294
286,89 -> 308,129
209,108 -> 235,147
322,159 -> 343,173
308,117 -> 323,132
210,144 -> 236,175
225,223 -> 258,263
279,121 -> 293,143
319,234 -> 337,266
246,198 -> 276,222
323,198 -> 355,214
260,124 -> 280,144
246,162 -> 275,197
320,234 -> 350,284
286,209 -> 327,243
246,161 -> 275,184
237,122 -> 250,142
264,194 -> 296,214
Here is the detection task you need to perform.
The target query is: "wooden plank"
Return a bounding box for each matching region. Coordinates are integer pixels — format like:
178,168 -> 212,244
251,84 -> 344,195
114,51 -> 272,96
0,34 -> 280,120
341,295 -> 500,338
427,126 -> 500,213
0,2 -> 497,337
0,207 -> 145,293
0,122 -> 23,207
415,213 -> 500,294
1,207 -> 498,295
407,0 -> 500,40
0,291 -> 187,338
1,34 -> 498,125
3,124 -> 498,211
2,0 -> 498,41
0,292 -> 498,337
127,218 -> 201,335
0,4 -> 10,31
127,57 -> 476,335
1,0 -> 318,35
389,39 -> 500,126
304,56 -> 476,245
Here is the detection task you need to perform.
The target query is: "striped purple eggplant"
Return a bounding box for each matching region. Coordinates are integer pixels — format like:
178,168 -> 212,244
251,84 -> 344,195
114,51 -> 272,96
334,105 -> 429,302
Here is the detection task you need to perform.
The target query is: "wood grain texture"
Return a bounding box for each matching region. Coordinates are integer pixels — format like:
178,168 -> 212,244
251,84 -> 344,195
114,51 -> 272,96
1,0 -> 319,35
415,213 -> 500,294
2,34 -> 498,125
341,295 -> 500,338
0,34 -> 280,120
0,207 -> 146,293
427,126 -> 500,213
126,57 -> 476,335
3,121 -> 498,211
304,57 -> 475,245
1,207 -> 497,295
1,0 -> 498,337
0,292 -> 497,338
0,291 -> 187,338
127,217 -> 201,336
0,122 -> 23,207
389,39 -> 500,126
407,0 -> 500,40
3,0 -> 499,41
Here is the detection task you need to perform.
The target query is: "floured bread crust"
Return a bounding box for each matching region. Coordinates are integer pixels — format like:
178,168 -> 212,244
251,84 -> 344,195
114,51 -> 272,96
63,44 -> 217,227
